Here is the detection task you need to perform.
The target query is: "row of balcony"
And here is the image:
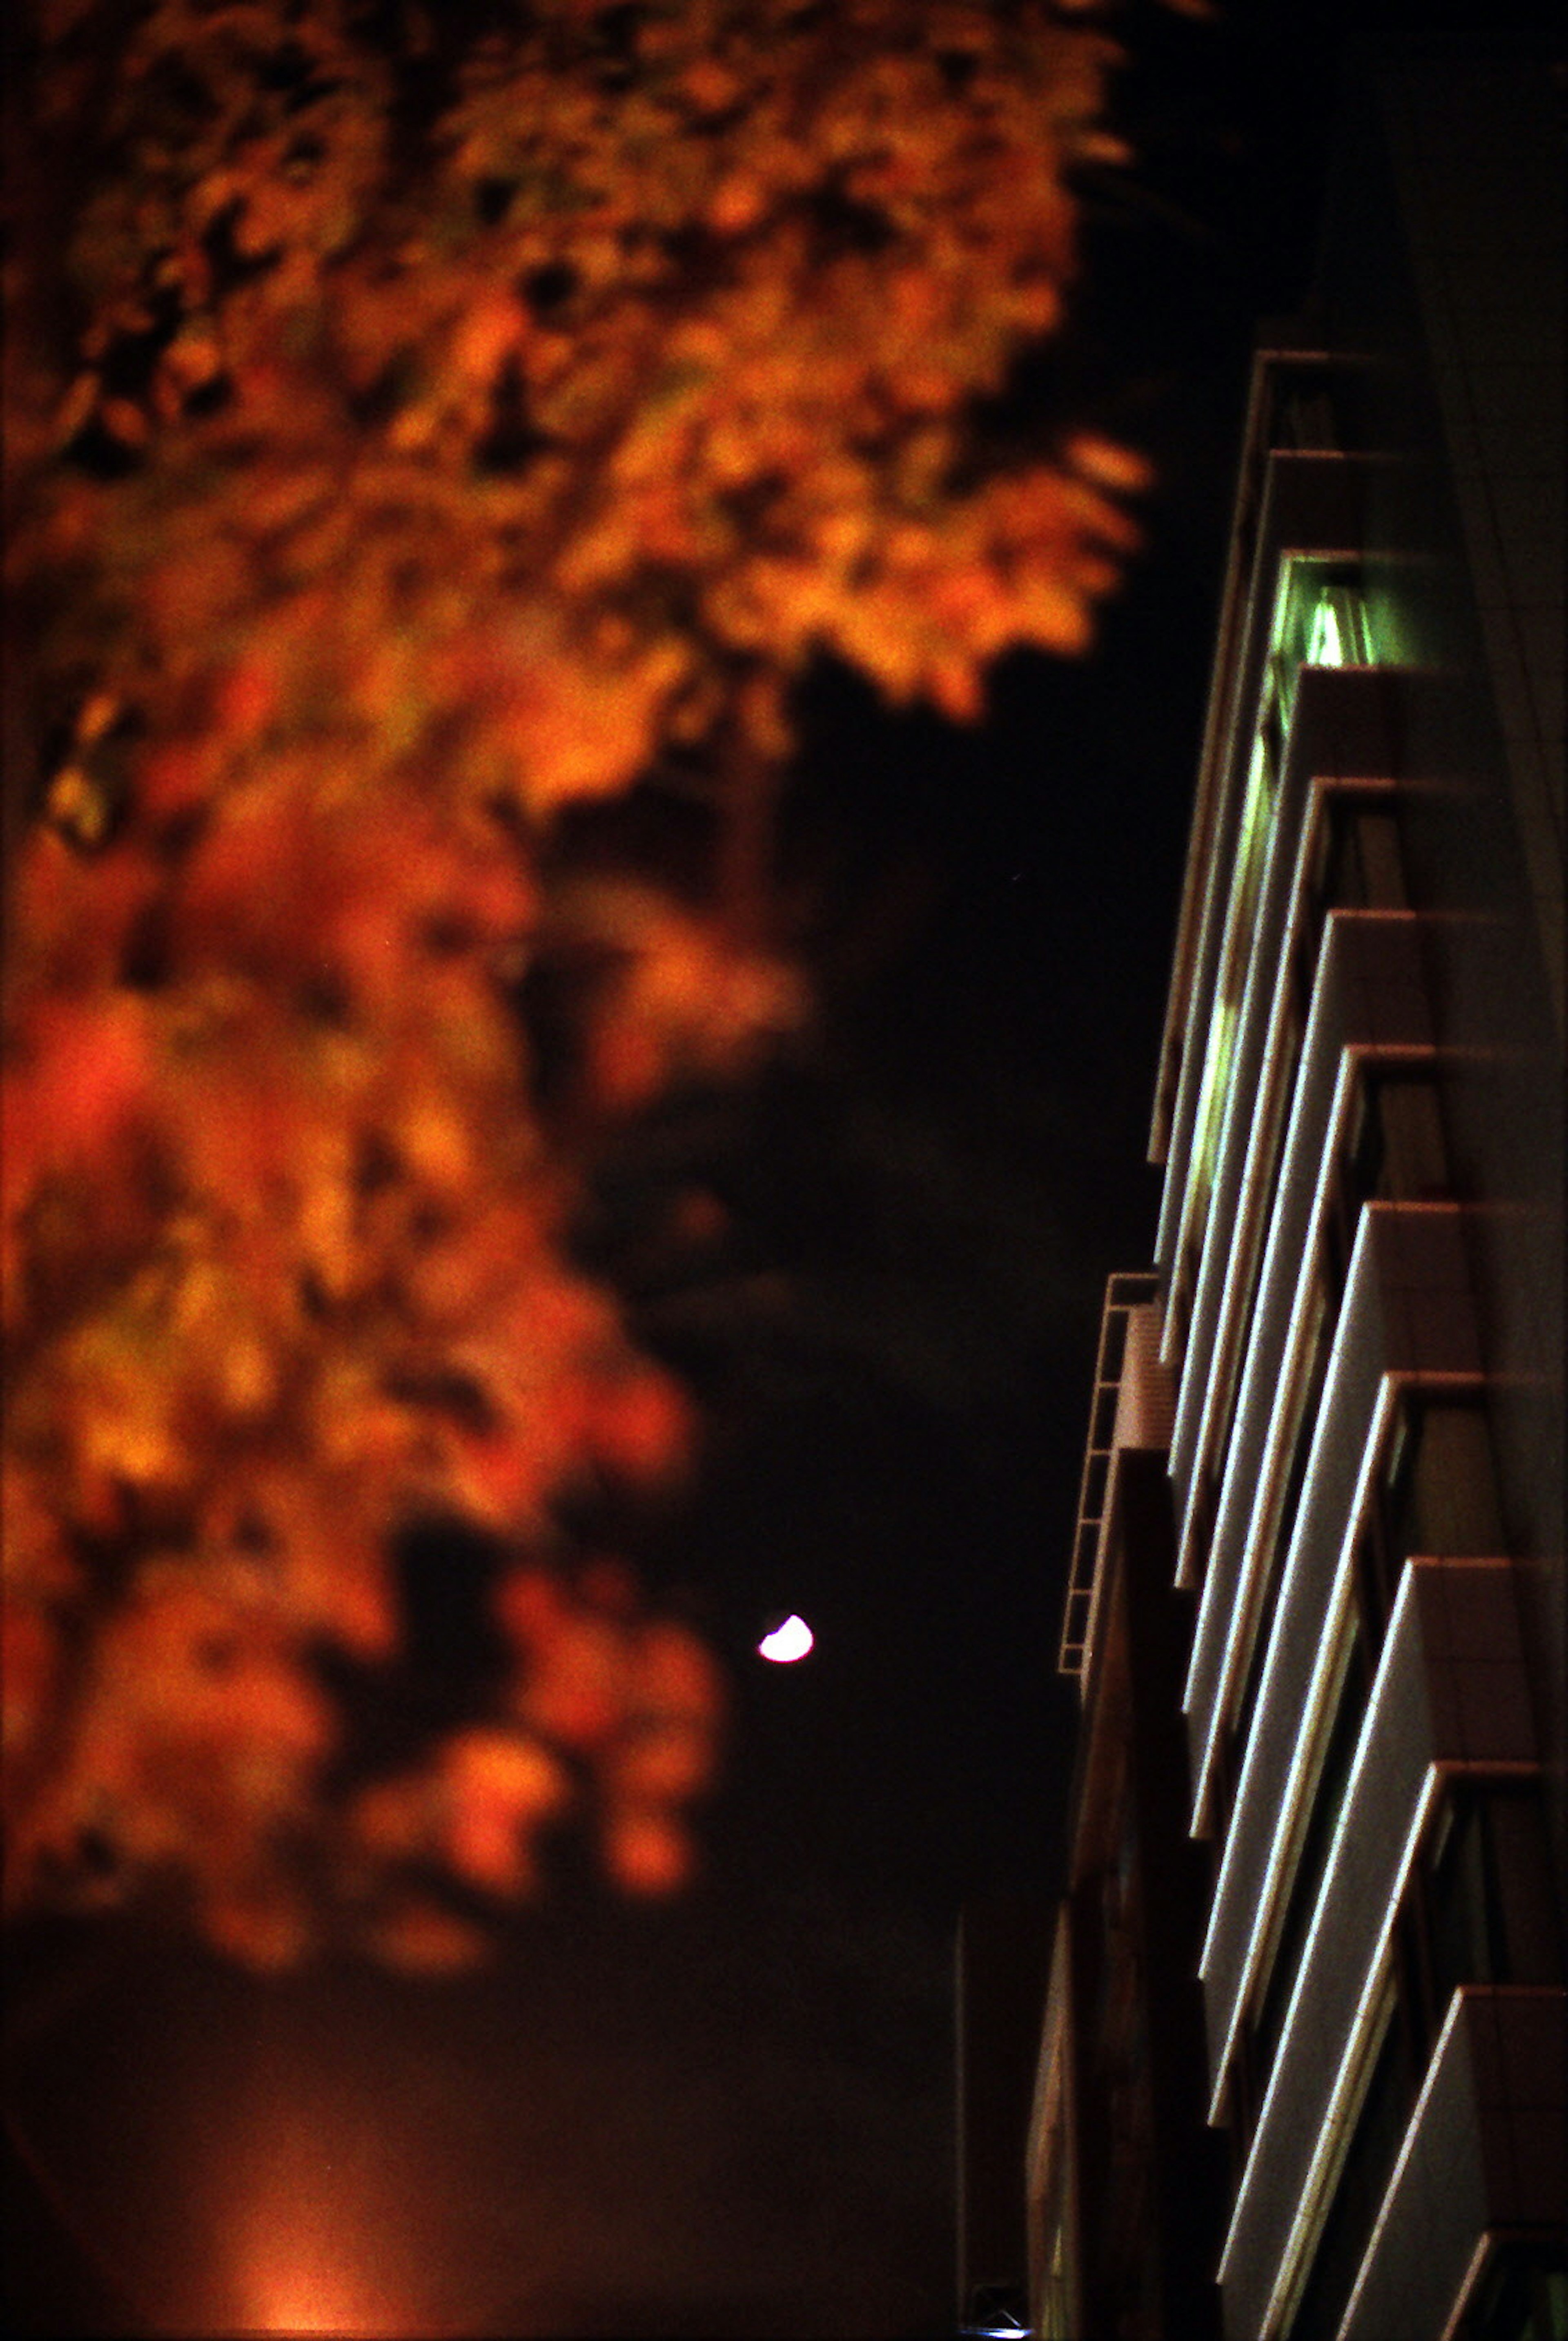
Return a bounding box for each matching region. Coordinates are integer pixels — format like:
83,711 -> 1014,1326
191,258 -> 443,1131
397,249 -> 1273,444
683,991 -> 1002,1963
1145,347 -> 1564,2340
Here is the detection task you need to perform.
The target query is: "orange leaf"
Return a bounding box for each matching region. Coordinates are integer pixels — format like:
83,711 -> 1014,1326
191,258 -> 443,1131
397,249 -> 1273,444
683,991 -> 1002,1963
603,1806 -> 692,1897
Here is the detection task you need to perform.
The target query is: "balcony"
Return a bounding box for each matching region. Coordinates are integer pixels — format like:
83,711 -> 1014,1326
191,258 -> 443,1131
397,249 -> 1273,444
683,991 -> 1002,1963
1340,1985 -> 1567,2341
1183,915 -> 1446,1824
1216,1555 -> 1541,2341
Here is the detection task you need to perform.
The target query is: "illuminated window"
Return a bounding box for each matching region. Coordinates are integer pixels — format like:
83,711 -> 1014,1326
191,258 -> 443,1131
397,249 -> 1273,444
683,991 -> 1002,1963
1305,584 -> 1372,670
1269,562 -> 1377,730
1188,736 -> 1275,1220
1189,996 -> 1239,1205
1306,595 -> 1347,667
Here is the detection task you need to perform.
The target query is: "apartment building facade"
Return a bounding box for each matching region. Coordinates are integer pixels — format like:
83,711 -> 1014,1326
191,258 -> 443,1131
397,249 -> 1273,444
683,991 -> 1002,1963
1030,1280 -> 1226,2339
1029,46 -> 1564,2341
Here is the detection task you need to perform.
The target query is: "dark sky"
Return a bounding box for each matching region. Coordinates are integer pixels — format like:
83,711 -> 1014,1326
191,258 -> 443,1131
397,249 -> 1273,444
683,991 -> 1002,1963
3,6 -> 1350,2335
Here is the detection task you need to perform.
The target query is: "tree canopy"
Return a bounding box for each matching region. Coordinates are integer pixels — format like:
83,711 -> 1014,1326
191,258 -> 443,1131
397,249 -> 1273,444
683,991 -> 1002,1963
2,0 -> 1152,1967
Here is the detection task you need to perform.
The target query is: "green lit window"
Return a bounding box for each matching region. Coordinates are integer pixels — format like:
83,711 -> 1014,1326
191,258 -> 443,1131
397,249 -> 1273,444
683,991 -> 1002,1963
1190,998 -> 1238,1206
1305,584 -> 1372,668
1190,733 -> 1275,1214
1269,561 -> 1378,730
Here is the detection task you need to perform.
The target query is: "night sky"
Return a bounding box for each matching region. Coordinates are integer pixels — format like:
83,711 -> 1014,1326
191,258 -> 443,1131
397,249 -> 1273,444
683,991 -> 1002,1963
4,6 -> 1351,2334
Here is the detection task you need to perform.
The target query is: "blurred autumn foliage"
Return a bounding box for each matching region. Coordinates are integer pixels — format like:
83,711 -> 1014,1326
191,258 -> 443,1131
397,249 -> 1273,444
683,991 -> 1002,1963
2,0 -> 1150,1967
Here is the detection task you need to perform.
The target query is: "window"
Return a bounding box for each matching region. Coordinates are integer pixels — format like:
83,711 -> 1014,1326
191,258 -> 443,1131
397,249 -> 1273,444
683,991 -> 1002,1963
1308,582 -> 1373,668
1185,731 -> 1278,1254
1189,995 -> 1242,1227
1385,1401 -> 1504,1563
1459,2243 -> 1568,2341
1279,385 -> 1340,452
1314,799 -> 1408,912
1344,1069 -> 1450,1207
1425,1781 -> 1562,2012
1270,565 -> 1374,733
1353,1399 -> 1502,1647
